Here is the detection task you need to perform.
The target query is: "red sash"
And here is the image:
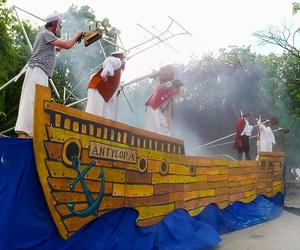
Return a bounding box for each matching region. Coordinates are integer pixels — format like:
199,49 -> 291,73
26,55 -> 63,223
145,84 -> 180,110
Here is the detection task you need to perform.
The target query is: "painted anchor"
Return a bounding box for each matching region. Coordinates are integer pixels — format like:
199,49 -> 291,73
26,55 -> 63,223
66,156 -> 105,217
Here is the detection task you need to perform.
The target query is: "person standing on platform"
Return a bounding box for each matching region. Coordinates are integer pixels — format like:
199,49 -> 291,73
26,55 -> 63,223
234,113 -> 253,160
85,51 -> 126,120
15,11 -> 83,138
256,116 -> 276,159
144,67 -> 183,136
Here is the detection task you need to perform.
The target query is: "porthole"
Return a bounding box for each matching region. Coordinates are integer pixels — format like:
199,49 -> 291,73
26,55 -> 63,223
160,160 -> 169,176
190,165 -> 196,176
62,138 -> 82,166
138,157 -> 148,173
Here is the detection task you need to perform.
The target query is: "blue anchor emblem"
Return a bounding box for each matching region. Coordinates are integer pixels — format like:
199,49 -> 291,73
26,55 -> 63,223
67,156 -> 105,217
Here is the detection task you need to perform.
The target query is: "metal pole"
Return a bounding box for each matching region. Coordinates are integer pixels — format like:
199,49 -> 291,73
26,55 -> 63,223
67,97 -> 87,107
168,16 -> 193,37
126,33 -> 187,60
121,87 -> 134,112
13,5 -> 45,22
64,63 -> 102,104
198,128 -> 285,150
0,126 -> 15,135
127,19 -> 173,52
13,6 -> 32,51
136,23 -> 179,53
0,64 -> 27,92
121,71 -> 158,87
102,38 -> 127,52
197,118 -> 278,149
49,79 -> 61,99
98,40 -> 107,58
65,70 -> 160,107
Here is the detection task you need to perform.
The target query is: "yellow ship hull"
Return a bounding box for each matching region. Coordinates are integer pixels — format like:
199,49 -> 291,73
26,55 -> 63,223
33,85 -> 284,239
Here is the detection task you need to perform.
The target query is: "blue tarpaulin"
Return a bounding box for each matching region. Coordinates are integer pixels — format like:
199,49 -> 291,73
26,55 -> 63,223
0,138 -> 284,250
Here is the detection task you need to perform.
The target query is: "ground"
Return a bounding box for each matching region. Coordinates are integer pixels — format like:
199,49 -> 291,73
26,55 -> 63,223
212,209 -> 300,250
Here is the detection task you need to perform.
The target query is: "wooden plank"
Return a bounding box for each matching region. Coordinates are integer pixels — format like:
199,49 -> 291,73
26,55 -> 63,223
228,173 -> 257,181
229,192 -> 244,202
125,194 -> 169,207
113,183 -> 154,197
207,175 -> 228,182
126,170 -> 152,184
188,206 -> 205,216
154,183 -> 185,195
152,173 -> 207,184
48,177 -> 111,194
184,189 -> 216,201
44,141 -> 63,161
184,181 -> 228,192
136,216 -> 164,227
169,164 -> 192,175
229,184 -> 256,194
196,167 -> 228,175
169,192 -> 184,202
136,203 -> 175,220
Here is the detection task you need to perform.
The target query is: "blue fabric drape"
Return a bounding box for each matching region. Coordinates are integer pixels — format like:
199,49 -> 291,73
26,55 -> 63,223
0,138 -> 283,250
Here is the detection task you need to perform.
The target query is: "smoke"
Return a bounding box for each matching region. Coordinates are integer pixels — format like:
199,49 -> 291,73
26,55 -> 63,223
54,5 -> 111,103
167,49 -> 286,160
56,7 -> 295,165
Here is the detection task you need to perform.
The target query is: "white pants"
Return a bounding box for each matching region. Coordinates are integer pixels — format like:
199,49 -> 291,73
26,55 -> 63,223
145,107 -> 171,136
85,88 -> 117,120
15,67 -> 48,136
256,139 -> 273,160
259,139 -> 273,152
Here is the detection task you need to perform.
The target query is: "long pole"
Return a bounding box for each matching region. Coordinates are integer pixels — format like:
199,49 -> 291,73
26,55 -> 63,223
0,64 -> 28,92
195,128 -> 285,150
13,6 -> 32,51
195,119 -> 276,150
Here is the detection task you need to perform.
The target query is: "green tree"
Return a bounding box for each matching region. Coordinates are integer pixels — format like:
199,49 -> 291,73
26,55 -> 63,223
0,3 -> 119,134
0,0 -> 37,133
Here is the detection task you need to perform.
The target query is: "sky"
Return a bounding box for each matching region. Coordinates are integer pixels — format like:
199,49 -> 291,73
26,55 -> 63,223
6,0 -> 300,82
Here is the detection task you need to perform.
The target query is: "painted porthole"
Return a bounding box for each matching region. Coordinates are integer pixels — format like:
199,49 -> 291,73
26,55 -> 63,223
138,157 -> 148,173
160,160 -> 169,175
190,165 -> 196,176
62,138 -> 82,166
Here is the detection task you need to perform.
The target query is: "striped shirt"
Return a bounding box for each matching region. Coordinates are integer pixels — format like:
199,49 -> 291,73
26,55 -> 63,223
28,30 -> 58,77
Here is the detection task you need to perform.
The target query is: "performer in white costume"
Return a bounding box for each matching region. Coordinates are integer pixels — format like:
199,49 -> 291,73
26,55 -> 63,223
85,51 -> 125,119
256,117 -> 276,159
144,80 -> 170,135
15,11 -> 83,137
144,66 -> 182,136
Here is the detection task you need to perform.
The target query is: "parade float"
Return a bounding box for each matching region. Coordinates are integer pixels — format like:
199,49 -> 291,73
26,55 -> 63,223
0,6 -> 285,250
0,84 -> 284,249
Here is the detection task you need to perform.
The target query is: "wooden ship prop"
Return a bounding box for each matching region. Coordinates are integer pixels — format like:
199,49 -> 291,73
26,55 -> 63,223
33,85 -> 284,239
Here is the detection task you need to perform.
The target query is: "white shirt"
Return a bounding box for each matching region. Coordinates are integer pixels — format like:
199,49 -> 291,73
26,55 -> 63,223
100,56 -> 122,78
241,119 -> 253,136
257,120 -> 276,144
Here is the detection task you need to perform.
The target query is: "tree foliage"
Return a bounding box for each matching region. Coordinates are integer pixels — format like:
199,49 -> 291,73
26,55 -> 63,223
0,3 -> 119,133
0,0 -> 37,132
